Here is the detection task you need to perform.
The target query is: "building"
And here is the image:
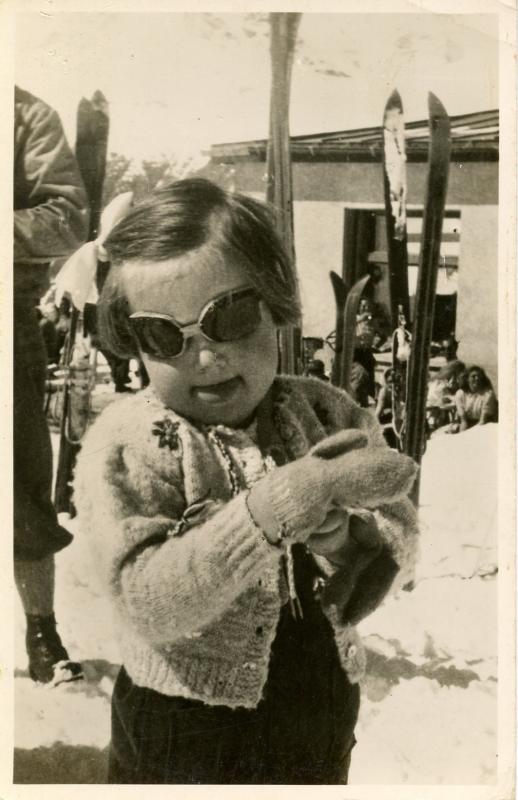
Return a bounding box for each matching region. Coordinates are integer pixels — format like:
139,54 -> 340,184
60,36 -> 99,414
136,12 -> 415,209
200,109 -> 499,386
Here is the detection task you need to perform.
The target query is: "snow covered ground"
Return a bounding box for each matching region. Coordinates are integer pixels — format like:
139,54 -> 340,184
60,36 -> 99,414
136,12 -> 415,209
349,424 -> 498,785
13,398 -> 499,785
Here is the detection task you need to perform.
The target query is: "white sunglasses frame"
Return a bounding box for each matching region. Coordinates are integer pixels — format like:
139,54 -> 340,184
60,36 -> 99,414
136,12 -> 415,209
128,286 -> 261,358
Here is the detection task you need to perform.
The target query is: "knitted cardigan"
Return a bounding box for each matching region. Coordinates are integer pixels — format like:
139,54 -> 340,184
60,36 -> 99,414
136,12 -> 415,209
73,375 -> 418,709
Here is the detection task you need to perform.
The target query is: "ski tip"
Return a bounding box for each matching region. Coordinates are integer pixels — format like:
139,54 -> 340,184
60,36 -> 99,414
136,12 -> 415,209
329,271 -> 348,305
384,89 -> 403,112
428,92 -> 449,121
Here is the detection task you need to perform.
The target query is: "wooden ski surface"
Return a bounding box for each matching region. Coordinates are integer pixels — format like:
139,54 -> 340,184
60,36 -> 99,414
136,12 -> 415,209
76,90 -> 110,240
404,92 -> 451,477
329,269 -> 372,394
383,89 -> 410,329
267,12 -> 302,375
54,92 -> 110,514
340,274 -> 371,394
329,270 -> 348,386
382,89 -> 411,448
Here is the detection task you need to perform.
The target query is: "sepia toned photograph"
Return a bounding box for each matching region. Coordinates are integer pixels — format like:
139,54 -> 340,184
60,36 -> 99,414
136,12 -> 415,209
2,0 -> 515,796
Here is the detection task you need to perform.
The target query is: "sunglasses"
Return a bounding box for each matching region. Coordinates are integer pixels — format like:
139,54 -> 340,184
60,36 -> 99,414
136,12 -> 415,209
129,286 -> 262,360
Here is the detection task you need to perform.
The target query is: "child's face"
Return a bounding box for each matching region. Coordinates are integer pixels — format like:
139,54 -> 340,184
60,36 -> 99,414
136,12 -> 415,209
121,252 -> 279,426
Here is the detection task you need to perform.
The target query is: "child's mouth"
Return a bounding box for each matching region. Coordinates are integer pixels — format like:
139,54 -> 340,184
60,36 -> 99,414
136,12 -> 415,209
191,376 -> 242,403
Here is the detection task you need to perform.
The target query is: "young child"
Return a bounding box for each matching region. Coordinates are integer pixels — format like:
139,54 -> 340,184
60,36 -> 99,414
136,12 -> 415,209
74,178 -> 418,785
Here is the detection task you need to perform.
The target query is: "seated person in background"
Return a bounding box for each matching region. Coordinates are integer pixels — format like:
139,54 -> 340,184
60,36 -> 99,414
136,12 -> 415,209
375,368 -> 394,426
441,335 -> 462,364
305,358 -> 329,381
426,360 -> 465,432
453,366 -> 498,432
372,331 -> 391,353
351,311 -> 376,408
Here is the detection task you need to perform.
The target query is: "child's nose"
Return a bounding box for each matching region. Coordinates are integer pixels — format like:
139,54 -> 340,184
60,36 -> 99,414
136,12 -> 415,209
198,348 -> 226,370
186,335 -> 227,369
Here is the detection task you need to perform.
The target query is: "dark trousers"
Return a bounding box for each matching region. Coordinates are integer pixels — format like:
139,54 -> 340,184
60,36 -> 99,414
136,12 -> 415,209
109,546 -> 360,784
13,300 -> 72,561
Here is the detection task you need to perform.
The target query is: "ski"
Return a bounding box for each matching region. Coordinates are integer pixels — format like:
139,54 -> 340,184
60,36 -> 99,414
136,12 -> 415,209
54,91 -> 109,514
76,91 -> 110,241
382,89 -> 411,449
329,269 -> 373,394
383,89 -> 411,330
266,12 -> 302,375
329,270 -> 348,386
339,274 -> 372,394
403,93 -> 451,499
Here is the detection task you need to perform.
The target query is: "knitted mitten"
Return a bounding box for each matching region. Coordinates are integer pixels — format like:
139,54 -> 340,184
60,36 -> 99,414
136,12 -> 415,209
309,431 -> 417,509
318,513 -> 399,625
261,429 -> 417,541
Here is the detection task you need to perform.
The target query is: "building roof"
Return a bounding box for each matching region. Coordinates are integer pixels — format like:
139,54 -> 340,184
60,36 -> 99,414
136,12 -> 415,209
210,109 -> 498,163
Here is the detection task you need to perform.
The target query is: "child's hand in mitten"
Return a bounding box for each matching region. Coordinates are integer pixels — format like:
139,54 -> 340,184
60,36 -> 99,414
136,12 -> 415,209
247,430 -> 367,544
318,512 -> 399,625
306,507 -> 350,557
248,429 -> 417,546
310,431 -> 417,509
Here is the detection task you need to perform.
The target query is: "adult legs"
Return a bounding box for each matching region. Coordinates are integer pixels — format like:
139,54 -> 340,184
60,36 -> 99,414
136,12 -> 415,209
14,554 -> 54,616
13,300 -> 82,684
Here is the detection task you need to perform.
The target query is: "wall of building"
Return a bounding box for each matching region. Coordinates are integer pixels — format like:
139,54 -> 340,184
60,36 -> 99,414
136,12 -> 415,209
455,205 -> 498,388
203,157 -> 499,386
292,201 -> 498,387
292,202 -> 344,340
204,159 -> 498,206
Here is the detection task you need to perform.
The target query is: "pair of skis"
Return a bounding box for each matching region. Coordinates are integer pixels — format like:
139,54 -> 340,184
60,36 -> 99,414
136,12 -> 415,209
266,11 -> 451,505
384,89 -> 451,505
331,91 -> 451,504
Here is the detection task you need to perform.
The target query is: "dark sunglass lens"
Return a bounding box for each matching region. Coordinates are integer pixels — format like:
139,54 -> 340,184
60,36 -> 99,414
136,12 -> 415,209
131,318 -> 184,358
203,292 -> 262,342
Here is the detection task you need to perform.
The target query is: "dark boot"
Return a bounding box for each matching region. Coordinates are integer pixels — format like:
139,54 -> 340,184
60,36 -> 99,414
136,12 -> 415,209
25,613 -> 83,686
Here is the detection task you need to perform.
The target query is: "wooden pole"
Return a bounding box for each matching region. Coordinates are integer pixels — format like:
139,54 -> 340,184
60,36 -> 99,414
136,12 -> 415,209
266,12 -> 302,375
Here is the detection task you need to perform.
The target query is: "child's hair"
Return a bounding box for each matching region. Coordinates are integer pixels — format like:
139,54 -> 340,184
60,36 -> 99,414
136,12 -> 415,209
98,178 -> 301,359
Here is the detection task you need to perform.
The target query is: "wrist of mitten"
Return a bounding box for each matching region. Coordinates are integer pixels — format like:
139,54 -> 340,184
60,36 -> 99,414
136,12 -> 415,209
258,459 -> 333,542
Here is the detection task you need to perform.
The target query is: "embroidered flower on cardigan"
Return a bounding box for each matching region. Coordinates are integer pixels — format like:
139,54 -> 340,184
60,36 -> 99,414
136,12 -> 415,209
152,418 -> 181,450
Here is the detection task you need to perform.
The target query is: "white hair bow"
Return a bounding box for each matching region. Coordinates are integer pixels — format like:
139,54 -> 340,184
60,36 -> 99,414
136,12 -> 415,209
55,192 -> 133,311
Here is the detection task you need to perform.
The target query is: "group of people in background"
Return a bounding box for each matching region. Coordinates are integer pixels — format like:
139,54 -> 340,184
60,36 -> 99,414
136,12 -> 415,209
426,361 -> 498,434
305,328 -> 498,443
